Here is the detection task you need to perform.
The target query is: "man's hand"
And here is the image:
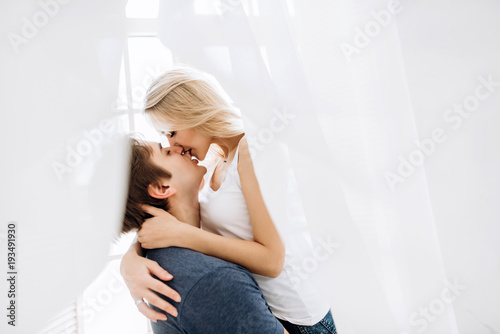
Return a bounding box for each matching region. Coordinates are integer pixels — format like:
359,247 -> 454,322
120,246 -> 181,321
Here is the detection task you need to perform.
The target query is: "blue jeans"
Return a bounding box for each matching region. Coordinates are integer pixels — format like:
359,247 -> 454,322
278,310 -> 337,334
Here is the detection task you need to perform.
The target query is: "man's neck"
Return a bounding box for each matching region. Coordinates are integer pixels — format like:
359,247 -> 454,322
168,192 -> 200,228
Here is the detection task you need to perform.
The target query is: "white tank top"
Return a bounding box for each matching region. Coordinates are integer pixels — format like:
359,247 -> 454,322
199,145 -> 331,326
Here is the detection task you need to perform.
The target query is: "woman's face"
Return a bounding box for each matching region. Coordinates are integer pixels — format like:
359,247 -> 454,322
149,142 -> 207,191
163,128 -> 212,162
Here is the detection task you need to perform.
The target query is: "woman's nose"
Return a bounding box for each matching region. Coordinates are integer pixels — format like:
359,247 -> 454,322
170,145 -> 184,155
167,136 -> 175,147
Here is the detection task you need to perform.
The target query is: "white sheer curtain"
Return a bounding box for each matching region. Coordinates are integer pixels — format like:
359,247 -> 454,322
0,1 -> 129,333
2,0 -> 499,333
155,1 -> 500,333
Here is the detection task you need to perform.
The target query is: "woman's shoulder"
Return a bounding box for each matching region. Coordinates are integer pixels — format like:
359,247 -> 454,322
237,134 -> 248,150
236,135 -> 252,171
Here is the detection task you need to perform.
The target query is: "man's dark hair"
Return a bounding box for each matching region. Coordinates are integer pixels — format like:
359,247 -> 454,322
122,138 -> 172,234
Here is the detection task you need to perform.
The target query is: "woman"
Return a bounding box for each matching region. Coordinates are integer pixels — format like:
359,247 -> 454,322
120,67 -> 336,333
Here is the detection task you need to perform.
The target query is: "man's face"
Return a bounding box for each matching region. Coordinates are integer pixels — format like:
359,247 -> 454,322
149,142 -> 206,192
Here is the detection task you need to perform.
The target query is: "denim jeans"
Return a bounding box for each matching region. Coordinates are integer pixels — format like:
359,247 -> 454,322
278,310 -> 337,334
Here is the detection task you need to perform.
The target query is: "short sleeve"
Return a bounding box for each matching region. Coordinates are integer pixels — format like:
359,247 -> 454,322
181,267 -> 284,334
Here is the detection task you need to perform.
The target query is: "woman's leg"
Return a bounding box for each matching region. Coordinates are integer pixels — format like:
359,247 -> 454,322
278,310 -> 337,334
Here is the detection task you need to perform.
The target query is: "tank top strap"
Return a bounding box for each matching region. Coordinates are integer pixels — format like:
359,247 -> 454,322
202,139 -> 243,194
229,143 -> 240,170
201,162 -> 217,193
225,141 -> 242,188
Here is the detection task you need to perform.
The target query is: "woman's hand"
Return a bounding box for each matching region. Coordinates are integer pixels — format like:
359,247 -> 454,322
120,243 -> 181,321
137,205 -> 187,249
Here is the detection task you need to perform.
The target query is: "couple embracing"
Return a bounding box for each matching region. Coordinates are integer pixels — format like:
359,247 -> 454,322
119,67 -> 337,334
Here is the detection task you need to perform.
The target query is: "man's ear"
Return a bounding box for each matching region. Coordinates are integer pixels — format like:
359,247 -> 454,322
147,181 -> 177,199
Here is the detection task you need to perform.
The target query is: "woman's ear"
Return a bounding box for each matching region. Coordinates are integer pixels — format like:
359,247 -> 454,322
147,181 -> 177,199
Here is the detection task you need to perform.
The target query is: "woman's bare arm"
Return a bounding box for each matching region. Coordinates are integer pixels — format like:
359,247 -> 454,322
120,237 -> 181,321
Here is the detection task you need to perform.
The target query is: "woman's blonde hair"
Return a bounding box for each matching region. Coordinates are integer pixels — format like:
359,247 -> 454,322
144,66 -> 244,140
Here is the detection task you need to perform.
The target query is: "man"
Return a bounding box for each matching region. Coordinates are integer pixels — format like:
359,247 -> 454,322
120,138 -> 287,334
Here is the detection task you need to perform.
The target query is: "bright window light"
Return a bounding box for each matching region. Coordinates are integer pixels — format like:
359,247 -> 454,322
195,0 -> 219,15
285,0 -> 295,17
126,0 -> 159,18
133,113 -> 162,142
127,37 -> 173,109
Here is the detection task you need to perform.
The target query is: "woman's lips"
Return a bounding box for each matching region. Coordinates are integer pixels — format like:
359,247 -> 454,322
190,149 -> 200,162
183,148 -> 200,164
